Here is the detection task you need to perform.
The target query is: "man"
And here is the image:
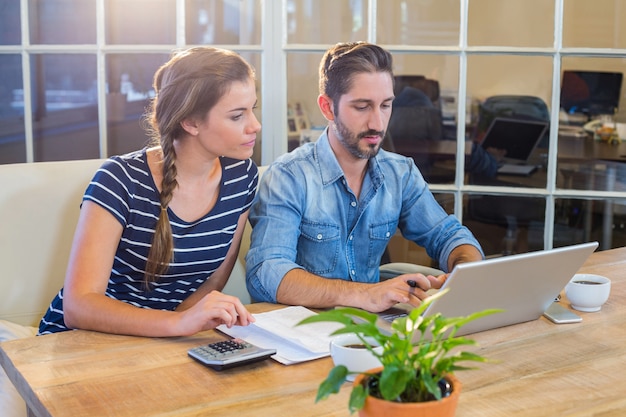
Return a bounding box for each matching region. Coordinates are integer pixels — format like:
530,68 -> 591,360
246,42 -> 483,312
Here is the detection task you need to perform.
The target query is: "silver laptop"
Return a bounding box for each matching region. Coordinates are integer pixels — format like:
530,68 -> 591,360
480,117 -> 549,176
376,241 -> 599,338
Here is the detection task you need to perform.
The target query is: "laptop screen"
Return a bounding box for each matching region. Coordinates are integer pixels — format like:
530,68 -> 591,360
480,117 -> 549,162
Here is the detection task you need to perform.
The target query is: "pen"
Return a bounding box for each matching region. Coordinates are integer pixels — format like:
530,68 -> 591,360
407,280 -> 418,288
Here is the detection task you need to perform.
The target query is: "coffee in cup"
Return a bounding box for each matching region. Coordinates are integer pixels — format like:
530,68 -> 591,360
329,334 -> 382,381
565,273 -> 611,312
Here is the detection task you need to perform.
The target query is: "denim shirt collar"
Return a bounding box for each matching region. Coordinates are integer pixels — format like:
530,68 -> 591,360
314,128 -> 385,191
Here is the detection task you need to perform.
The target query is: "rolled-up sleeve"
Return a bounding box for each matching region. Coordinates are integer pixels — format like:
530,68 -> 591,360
245,164 -> 305,302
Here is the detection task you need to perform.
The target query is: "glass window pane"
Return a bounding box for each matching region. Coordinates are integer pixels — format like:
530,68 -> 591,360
0,54 -> 26,163
287,0 -> 368,44
469,55 -> 555,121
377,0 -> 459,46
466,54 -> 553,188
105,0 -> 175,44
390,54 -> 460,184
559,56 -> 626,121
563,0 -> 626,49
106,53 -> 167,156
464,195 -> 546,257
468,0 -> 554,47
30,54 -> 99,161
29,0 -> 96,44
186,0 -> 262,45
106,51 -> 263,165
557,56 -> 626,192
435,192 -> 455,215
555,197 -> 626,250
0,0 -> 21,45
558,159 -> 626,195
106,53 -> 165,99
286,52 -> 324,153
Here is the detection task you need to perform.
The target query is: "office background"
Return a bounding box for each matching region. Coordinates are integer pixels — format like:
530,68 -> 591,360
1,0 -> 625,264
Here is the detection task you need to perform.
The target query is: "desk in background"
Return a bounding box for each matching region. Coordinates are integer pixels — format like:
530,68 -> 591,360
469,137 -> 626,250
558,136 -> 626,249
1,247 -> 626,417
392,134 -> 626,185
390,136 -> 626,253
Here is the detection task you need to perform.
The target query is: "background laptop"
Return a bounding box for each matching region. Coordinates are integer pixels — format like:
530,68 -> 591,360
481,117 -> 549,176
376,241 -> 599,339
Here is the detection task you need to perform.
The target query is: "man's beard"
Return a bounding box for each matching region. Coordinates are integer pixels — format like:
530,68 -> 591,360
332,116 -> 384,160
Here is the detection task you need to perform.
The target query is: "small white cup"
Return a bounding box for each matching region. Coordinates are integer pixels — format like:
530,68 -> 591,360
329,334 -> 383,382
565,274 -> 611,312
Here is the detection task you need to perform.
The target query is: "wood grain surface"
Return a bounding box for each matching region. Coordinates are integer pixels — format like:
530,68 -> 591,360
2,247 -> 625,417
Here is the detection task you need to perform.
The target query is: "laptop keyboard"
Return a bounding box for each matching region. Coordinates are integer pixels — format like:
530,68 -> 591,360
497,163 -> 537,176
379,309 -> 408,322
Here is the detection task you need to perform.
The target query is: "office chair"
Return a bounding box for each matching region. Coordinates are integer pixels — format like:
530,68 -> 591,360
473,95 -> 550,147
385,78 -> 449,183
387,75 -> 444,144
393,75 -> 441,107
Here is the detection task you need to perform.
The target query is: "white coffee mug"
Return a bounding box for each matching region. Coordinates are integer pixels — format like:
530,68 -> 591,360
565,274 -> 611,312
329,334 -> 383,381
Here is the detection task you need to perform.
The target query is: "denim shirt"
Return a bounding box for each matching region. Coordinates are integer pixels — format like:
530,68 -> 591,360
245,130 -> 483,303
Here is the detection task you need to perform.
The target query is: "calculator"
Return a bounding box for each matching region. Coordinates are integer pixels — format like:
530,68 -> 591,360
187,338 -> 276,370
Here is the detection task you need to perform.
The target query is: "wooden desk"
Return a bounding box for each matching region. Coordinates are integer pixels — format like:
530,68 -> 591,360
2,247 -> 626,417
558,136 -> 626,163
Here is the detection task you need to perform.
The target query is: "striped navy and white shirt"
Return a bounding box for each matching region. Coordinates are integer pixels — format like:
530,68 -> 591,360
39,149 -> 258,335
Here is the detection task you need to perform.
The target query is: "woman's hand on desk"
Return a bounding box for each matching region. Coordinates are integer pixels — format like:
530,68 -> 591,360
175,291 -> 255,336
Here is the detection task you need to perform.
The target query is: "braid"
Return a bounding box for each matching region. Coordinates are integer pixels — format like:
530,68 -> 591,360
144,136 -> 177,284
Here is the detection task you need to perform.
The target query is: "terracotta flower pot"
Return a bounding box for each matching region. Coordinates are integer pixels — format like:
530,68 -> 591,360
353,368 -> 462,417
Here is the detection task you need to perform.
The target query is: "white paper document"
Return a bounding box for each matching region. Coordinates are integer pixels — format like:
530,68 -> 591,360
217,306 -> 342,365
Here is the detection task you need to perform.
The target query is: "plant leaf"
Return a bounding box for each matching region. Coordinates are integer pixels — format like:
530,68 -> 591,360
297,307 -> 378,326
297,307 -> 389,345
379,364 -> 413,401
315,365 -> 348,402
297,289 -> 502,409
349,383 -> 368,413
420,370 -> 442,401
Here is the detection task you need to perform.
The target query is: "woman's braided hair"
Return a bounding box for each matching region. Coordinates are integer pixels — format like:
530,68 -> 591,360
142,47 -> 255,284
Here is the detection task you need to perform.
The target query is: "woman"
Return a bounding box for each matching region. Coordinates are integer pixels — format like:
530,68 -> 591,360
39,47 -> 261,337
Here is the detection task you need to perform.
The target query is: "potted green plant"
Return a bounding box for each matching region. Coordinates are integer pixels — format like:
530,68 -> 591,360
298,289 -> 502,416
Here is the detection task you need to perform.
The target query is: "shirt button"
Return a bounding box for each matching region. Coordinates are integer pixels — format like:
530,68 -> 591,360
386,231 -> 390,237
349,235 -> 353,241
351,201 -> 356,207
351,270 -> 356,276
317,234 -> 323,240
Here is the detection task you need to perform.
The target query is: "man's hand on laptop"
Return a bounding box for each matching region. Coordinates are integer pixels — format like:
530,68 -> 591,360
406,272 -> 447,293
362,274 -> 446,313
406,272 -> 447,301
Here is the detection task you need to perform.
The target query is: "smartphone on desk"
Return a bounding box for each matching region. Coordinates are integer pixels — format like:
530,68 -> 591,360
543,302 -> 582,324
